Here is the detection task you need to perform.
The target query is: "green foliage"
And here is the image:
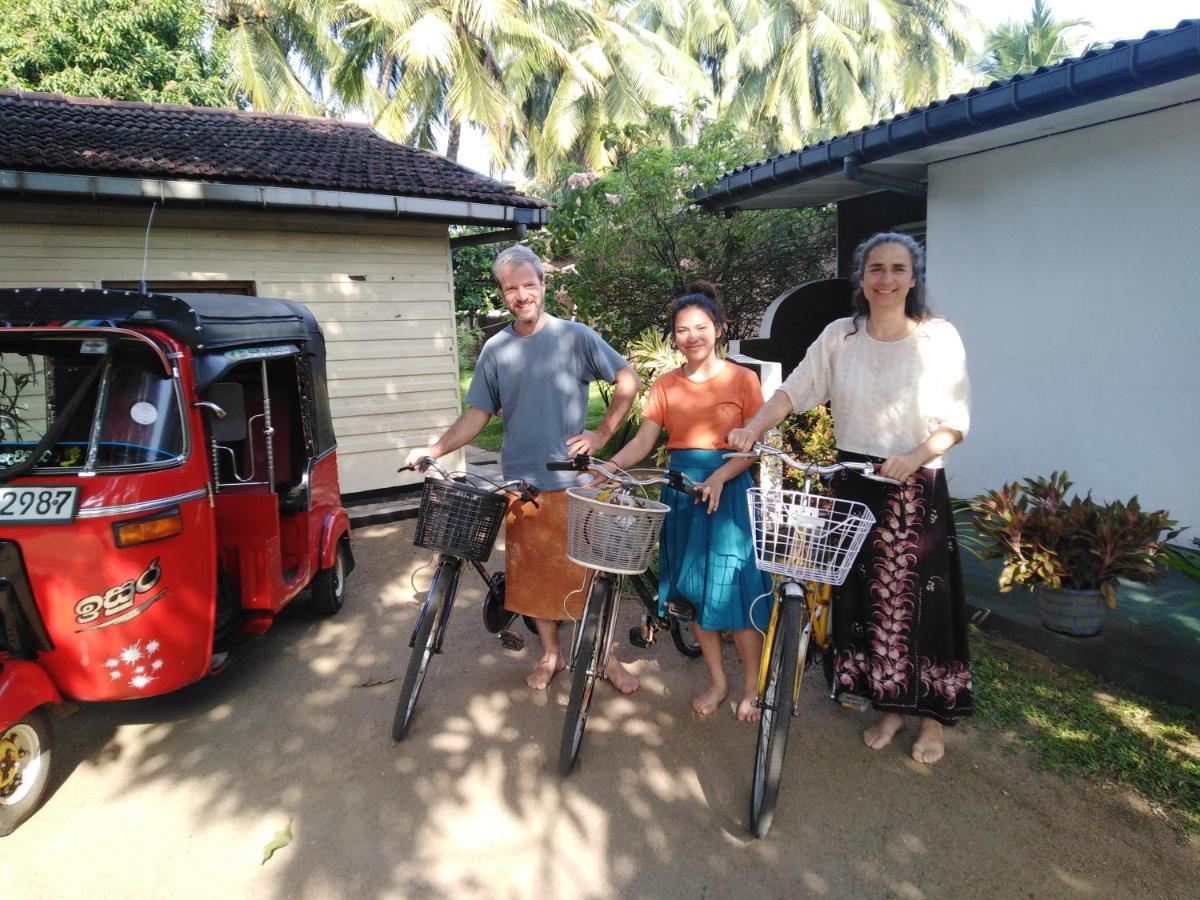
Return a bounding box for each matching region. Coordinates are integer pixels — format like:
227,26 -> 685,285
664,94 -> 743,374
455,321 -> 484,372
970,472 -> 1181,608
451,239 -> 502,318
976,0 -> 1091,81
530,120 -> 835,347
778,406 -> 836,469
0,0 -> 232,105
973,628 -> 1200,837
1162,539 -> 1200,586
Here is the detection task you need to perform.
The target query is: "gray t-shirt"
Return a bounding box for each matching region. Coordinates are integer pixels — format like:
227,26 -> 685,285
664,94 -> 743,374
466,316 -> 629,491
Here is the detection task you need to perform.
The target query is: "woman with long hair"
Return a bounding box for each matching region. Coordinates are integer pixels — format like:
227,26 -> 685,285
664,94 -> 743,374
729,232 -> 973,763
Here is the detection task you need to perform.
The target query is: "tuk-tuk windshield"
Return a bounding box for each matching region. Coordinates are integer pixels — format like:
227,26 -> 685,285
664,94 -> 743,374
0,337 -> 184,473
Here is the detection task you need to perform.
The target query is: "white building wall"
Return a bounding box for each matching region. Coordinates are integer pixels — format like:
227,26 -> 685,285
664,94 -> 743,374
0,202 -> 466,495
926,101 -> 1200,530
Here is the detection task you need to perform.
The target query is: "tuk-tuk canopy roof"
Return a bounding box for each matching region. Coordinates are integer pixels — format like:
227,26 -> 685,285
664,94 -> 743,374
0,287 -> 319,352
0,287 -> 337,452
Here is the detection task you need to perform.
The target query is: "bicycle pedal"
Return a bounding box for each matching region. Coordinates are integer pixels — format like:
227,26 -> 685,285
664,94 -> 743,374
665,599 -> 696,623
837,693 -> 870,712
628,626 -> 651,649
498,629 -> 525,652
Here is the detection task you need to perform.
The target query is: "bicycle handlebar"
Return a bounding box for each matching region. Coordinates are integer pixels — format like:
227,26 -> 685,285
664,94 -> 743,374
399,457 -> 540,503
724,443 -> 902,486
547,454 -> 706,499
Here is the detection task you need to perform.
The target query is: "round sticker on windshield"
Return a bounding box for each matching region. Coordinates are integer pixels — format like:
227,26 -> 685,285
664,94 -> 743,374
130,402 -> 158,426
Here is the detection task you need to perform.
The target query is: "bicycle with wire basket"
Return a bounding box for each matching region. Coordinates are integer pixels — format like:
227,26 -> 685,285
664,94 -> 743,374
546,454 -> 706,775
728,442 -> 899,838
391,457 -> 539,741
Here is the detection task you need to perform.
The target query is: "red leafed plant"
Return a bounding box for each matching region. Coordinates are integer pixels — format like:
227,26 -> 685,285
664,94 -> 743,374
970,472 -> 1181,609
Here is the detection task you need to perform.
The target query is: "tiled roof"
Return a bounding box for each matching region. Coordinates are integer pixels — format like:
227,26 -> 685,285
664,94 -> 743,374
0,89 -> 548,210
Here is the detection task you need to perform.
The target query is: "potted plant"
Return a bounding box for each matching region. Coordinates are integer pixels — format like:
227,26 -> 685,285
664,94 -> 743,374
969,472 -> 1181,636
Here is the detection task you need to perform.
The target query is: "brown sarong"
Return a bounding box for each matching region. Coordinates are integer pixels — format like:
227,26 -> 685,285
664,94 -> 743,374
504,489 -> 590,620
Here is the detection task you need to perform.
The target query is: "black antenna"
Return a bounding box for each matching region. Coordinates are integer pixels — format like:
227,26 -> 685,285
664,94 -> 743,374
138,202 -> 158,295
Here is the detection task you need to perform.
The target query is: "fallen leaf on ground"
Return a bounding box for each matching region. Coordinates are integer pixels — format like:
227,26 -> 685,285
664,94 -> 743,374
261,820 -> 293,866
358,677 -> 397,688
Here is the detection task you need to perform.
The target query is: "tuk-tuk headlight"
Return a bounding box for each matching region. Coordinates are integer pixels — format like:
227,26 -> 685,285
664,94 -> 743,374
113,508 -> 183,547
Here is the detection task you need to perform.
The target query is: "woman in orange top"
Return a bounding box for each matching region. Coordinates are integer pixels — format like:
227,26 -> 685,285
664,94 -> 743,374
606,283 -> 771,720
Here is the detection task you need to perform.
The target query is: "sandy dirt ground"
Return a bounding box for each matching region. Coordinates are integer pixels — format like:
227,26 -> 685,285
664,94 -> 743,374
7,520 -> 1199,898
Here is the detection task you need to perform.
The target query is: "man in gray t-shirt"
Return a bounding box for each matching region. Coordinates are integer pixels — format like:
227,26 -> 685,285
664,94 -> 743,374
405,244 -> 641,693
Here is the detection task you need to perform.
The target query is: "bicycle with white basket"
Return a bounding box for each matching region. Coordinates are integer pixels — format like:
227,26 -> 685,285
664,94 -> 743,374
727,442 -> 899,838
545,454 -> 706,776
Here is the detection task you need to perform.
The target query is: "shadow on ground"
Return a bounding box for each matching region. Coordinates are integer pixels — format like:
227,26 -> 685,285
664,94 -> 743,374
9,521 -> 1199,898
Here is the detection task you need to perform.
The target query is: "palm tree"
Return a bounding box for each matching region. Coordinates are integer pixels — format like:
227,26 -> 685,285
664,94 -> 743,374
208,0 -> 338,115
334,0 -> 608,168
511,0 -> 712,182
977,0 -> 1091,81
718,0 -> 977,151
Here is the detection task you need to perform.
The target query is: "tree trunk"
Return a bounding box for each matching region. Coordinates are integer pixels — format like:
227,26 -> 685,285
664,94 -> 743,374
446,120 -> 462,162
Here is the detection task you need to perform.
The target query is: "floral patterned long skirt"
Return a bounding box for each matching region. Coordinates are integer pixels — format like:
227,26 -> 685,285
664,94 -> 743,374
830,450 -> 973,725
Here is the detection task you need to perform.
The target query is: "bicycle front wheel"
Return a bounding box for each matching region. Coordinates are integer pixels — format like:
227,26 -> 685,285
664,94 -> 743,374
750,591 -> 805,838
558,577 -> 612,776
392,565 -> 453,741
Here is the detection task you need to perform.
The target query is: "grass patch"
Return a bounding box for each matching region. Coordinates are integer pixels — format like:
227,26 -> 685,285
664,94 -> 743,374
972,627 -> 1200,836
459,371 -> 624,456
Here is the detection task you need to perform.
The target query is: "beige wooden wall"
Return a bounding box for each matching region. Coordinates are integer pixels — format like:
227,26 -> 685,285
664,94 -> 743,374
0,200 -> 466,495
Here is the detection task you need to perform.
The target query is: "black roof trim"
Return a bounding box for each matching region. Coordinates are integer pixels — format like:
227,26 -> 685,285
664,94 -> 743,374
693,19 -> 1200,209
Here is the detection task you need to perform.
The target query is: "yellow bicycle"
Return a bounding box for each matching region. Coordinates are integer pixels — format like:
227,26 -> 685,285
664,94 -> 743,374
732,443 -> 898,838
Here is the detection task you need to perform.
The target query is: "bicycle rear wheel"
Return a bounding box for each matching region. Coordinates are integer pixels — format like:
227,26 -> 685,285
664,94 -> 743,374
750,591 -> 806,838
558,577 -> 612,776
392,564 -> 453,741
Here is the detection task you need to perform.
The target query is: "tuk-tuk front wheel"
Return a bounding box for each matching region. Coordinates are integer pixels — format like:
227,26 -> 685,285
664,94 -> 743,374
0,708 -> 53,836
310,541 -> 349,616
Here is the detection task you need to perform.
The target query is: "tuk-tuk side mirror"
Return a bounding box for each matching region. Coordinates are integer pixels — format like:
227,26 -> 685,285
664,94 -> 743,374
207,383 -> 247,442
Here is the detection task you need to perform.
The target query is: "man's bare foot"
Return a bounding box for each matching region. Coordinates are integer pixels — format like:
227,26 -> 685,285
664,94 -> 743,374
863,712 -> 906,750
735,691 -> 761,722
605,656 -> 640,694
526,654 -> 565,690
912,718 -> 945,764
692,682 -> 727,716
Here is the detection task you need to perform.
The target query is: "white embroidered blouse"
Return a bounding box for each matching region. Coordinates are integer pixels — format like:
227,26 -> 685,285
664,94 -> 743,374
778,316 -> 971,468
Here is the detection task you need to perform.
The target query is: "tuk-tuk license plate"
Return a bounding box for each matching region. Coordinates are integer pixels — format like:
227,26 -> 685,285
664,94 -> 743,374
0,486 -> 79,523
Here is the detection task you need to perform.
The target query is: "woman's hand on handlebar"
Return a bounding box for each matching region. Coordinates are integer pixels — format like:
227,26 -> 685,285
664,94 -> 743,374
697,473 -> 726,514
726,427 -> 758,454
879,450 -> 923,483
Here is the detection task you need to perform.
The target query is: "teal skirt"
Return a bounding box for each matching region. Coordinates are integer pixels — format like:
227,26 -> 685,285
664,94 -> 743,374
657,449 -> 771,632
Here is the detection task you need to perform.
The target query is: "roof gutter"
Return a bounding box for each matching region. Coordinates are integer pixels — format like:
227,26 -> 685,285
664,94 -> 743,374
449,224 -> 527,249
0,169 -> 549,227
693,20 -> 1200,210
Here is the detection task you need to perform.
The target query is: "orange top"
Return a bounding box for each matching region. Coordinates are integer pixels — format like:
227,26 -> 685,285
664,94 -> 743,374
642,362 -> 765,450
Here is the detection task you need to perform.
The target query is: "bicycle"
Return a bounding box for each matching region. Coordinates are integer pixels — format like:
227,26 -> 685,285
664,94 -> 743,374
729,442 -> 899,838
391,457 -> 539,741
546,454 -> 706,775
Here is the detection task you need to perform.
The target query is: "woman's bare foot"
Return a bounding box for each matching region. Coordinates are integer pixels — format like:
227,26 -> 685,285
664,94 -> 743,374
735,691 -> 761,722
692,681 -> 727,716
605,656 -> 640,695
526,654 -> 564,690
863,712 -> 906,750
911,718 -> 945,764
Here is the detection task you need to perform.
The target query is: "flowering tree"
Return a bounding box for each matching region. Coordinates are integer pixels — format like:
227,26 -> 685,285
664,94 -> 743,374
529,121 -> 834,344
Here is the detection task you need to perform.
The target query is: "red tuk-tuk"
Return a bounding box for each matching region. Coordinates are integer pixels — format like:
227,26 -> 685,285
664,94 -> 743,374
0,288 -> 353,834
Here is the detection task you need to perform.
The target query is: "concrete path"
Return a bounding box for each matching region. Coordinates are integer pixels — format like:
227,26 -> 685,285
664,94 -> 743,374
7,520 -> 1198,898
